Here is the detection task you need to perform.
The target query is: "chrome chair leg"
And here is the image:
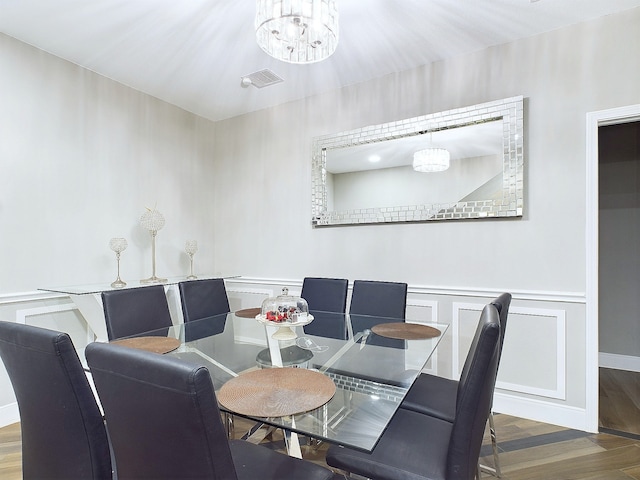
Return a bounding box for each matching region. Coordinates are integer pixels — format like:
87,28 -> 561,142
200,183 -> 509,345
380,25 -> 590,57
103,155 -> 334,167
223,412 -> 234,438
479,412 -> 501,478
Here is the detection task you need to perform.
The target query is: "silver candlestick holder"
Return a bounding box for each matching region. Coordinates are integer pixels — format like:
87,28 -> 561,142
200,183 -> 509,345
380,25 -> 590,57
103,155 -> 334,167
185,240 -> 198,279
109,237 -> 128,288
139,207 -> 168,284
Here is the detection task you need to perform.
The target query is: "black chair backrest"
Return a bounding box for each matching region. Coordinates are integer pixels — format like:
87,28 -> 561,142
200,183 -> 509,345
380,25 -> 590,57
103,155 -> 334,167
101,285 -> 173,340
448,304 -> 501,479
301,277 -> 349,339
86,342 -> 238,480
0,322 -> 112,479
492,292 -> 512,357
456,293 -> 511,394
301,277 -> 349,313
179,278 -> 230,322
349,280 -> 408,318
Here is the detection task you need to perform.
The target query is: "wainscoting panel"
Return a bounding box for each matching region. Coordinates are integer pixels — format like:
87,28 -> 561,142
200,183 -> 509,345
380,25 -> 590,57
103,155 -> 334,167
452,302 -> 567,400
406,299 -> 440,375
498,306 -> 566,400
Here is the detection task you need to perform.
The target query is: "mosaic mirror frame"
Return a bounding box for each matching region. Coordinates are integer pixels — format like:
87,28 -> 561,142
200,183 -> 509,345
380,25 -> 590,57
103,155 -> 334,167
311,96 -> 524,227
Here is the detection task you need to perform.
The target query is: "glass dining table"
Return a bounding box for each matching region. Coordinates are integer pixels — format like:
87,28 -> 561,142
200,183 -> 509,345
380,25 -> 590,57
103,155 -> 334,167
109,309 -> 448,456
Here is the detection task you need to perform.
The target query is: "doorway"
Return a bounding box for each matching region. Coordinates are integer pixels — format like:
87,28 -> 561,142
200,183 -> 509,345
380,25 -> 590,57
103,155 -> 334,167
586,104 -> 640,434
597,120 -> 640,437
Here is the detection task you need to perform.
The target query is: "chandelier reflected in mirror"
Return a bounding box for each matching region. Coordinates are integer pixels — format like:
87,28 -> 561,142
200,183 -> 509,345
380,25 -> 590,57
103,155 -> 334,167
412,148 -> 451,173
255,0 -> 339,64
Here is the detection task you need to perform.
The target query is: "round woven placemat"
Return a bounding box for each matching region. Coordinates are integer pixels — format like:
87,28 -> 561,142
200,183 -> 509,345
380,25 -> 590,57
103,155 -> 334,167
371,323 -> 441,340
235,307 -> 262,318
218,368 -> 336,417
110,336 -> 181,354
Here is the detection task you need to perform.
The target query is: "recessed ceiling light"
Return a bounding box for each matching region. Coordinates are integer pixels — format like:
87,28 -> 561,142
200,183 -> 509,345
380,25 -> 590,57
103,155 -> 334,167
368,155 -> 381,163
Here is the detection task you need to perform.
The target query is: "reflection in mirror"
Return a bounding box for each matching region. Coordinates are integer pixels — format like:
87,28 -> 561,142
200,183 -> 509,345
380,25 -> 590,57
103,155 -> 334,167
327,121 -> 503,212
311,96 -> 523,226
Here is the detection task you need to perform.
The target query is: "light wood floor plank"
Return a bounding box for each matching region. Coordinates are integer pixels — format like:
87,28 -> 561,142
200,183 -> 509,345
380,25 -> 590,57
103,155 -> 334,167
623,464 -> 640,480
600,368 -> 640,436
506,445 -> 640,480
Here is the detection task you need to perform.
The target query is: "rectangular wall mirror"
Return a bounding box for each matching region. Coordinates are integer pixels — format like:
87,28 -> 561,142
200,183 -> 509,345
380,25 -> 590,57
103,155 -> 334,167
311,96 -> 524,226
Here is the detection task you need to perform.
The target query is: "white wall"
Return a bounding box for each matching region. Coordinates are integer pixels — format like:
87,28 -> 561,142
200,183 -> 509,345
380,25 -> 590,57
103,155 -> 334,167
0,34 -> 219,293
210,9 -> 640,290
0,7 -> 639,431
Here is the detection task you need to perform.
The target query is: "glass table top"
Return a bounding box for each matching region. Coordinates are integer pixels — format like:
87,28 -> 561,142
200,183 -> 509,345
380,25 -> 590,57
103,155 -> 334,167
109,310 -> 449,453
39,275 -> 240,295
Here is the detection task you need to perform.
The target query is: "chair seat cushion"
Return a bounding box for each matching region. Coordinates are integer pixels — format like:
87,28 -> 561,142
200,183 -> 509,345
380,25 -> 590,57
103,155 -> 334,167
326,409 -> 452,480
229,440 -> 339,480
400,373 -> 457,422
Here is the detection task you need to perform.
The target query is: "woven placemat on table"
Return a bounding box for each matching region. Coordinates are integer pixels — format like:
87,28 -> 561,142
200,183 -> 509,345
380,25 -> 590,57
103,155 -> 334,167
371,323 -> 441,340
235,307 -> 262,318
110,336 -> 181,354
218,368 -> 336,417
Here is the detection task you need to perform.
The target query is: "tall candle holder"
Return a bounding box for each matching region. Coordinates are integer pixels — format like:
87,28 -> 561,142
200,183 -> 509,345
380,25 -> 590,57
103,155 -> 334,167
139,207 -> 168,284
185,240 -> 198,279
109,237 -> 128,288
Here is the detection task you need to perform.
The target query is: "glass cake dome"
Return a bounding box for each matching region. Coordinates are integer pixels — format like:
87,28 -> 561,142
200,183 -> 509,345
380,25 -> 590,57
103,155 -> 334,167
260,287 -> 309,323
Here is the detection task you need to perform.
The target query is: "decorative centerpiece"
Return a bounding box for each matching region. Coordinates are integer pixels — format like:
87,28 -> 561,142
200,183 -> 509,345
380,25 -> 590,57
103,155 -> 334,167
109,237 -> 128,288
256,287 -> 313,340
139,207 -> 167,284
185,240 -> 198,279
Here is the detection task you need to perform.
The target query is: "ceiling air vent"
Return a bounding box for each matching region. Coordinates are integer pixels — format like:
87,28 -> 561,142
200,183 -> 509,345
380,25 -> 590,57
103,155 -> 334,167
240,69 -> 284,89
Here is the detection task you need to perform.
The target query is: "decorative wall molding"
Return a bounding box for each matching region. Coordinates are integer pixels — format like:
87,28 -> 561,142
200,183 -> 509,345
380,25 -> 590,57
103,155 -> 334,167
451,302 -> 486,377
406,298 -> 440,375
0,290 -> 67,304
1,282 -> 586,306
16,303 -> 78,324
493,392 -> 589,432
453,302 -> 567,401
599,352 -> 640,373
228,277 -> 585,304
498,305 -> 566,400
15,303 -> 92,344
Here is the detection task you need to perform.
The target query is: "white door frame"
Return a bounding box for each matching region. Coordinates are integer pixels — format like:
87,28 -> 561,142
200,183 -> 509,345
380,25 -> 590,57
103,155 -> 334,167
585,104 -> 640,432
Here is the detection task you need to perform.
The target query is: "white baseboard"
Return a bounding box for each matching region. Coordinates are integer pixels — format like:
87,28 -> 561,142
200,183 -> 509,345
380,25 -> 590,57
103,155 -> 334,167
493,392 -> 593,433
599,352 -> 640,373
0,402 -> 19,428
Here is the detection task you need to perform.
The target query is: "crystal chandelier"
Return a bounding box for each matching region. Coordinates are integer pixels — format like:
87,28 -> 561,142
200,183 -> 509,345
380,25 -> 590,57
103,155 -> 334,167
412,148 -> 451,173
255,0 -> 339,64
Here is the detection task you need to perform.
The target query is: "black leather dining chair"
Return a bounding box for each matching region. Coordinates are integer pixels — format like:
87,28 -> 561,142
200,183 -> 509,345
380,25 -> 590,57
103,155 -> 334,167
349,279 -> 408,318
179,278 -> 230,322
349,280 -> 408,348
0,322 -> 112,480
400,293 -> 512,477
301,277 -> 349,312
101,285 -> 173,340
179,278 -> 231,341
85,341 -> 340,480
301,277 -> 349,339
325,303 -> 501,480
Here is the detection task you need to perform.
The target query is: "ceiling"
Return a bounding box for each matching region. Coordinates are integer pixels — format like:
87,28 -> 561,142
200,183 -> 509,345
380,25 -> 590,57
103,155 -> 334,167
2,0 -> 640,123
